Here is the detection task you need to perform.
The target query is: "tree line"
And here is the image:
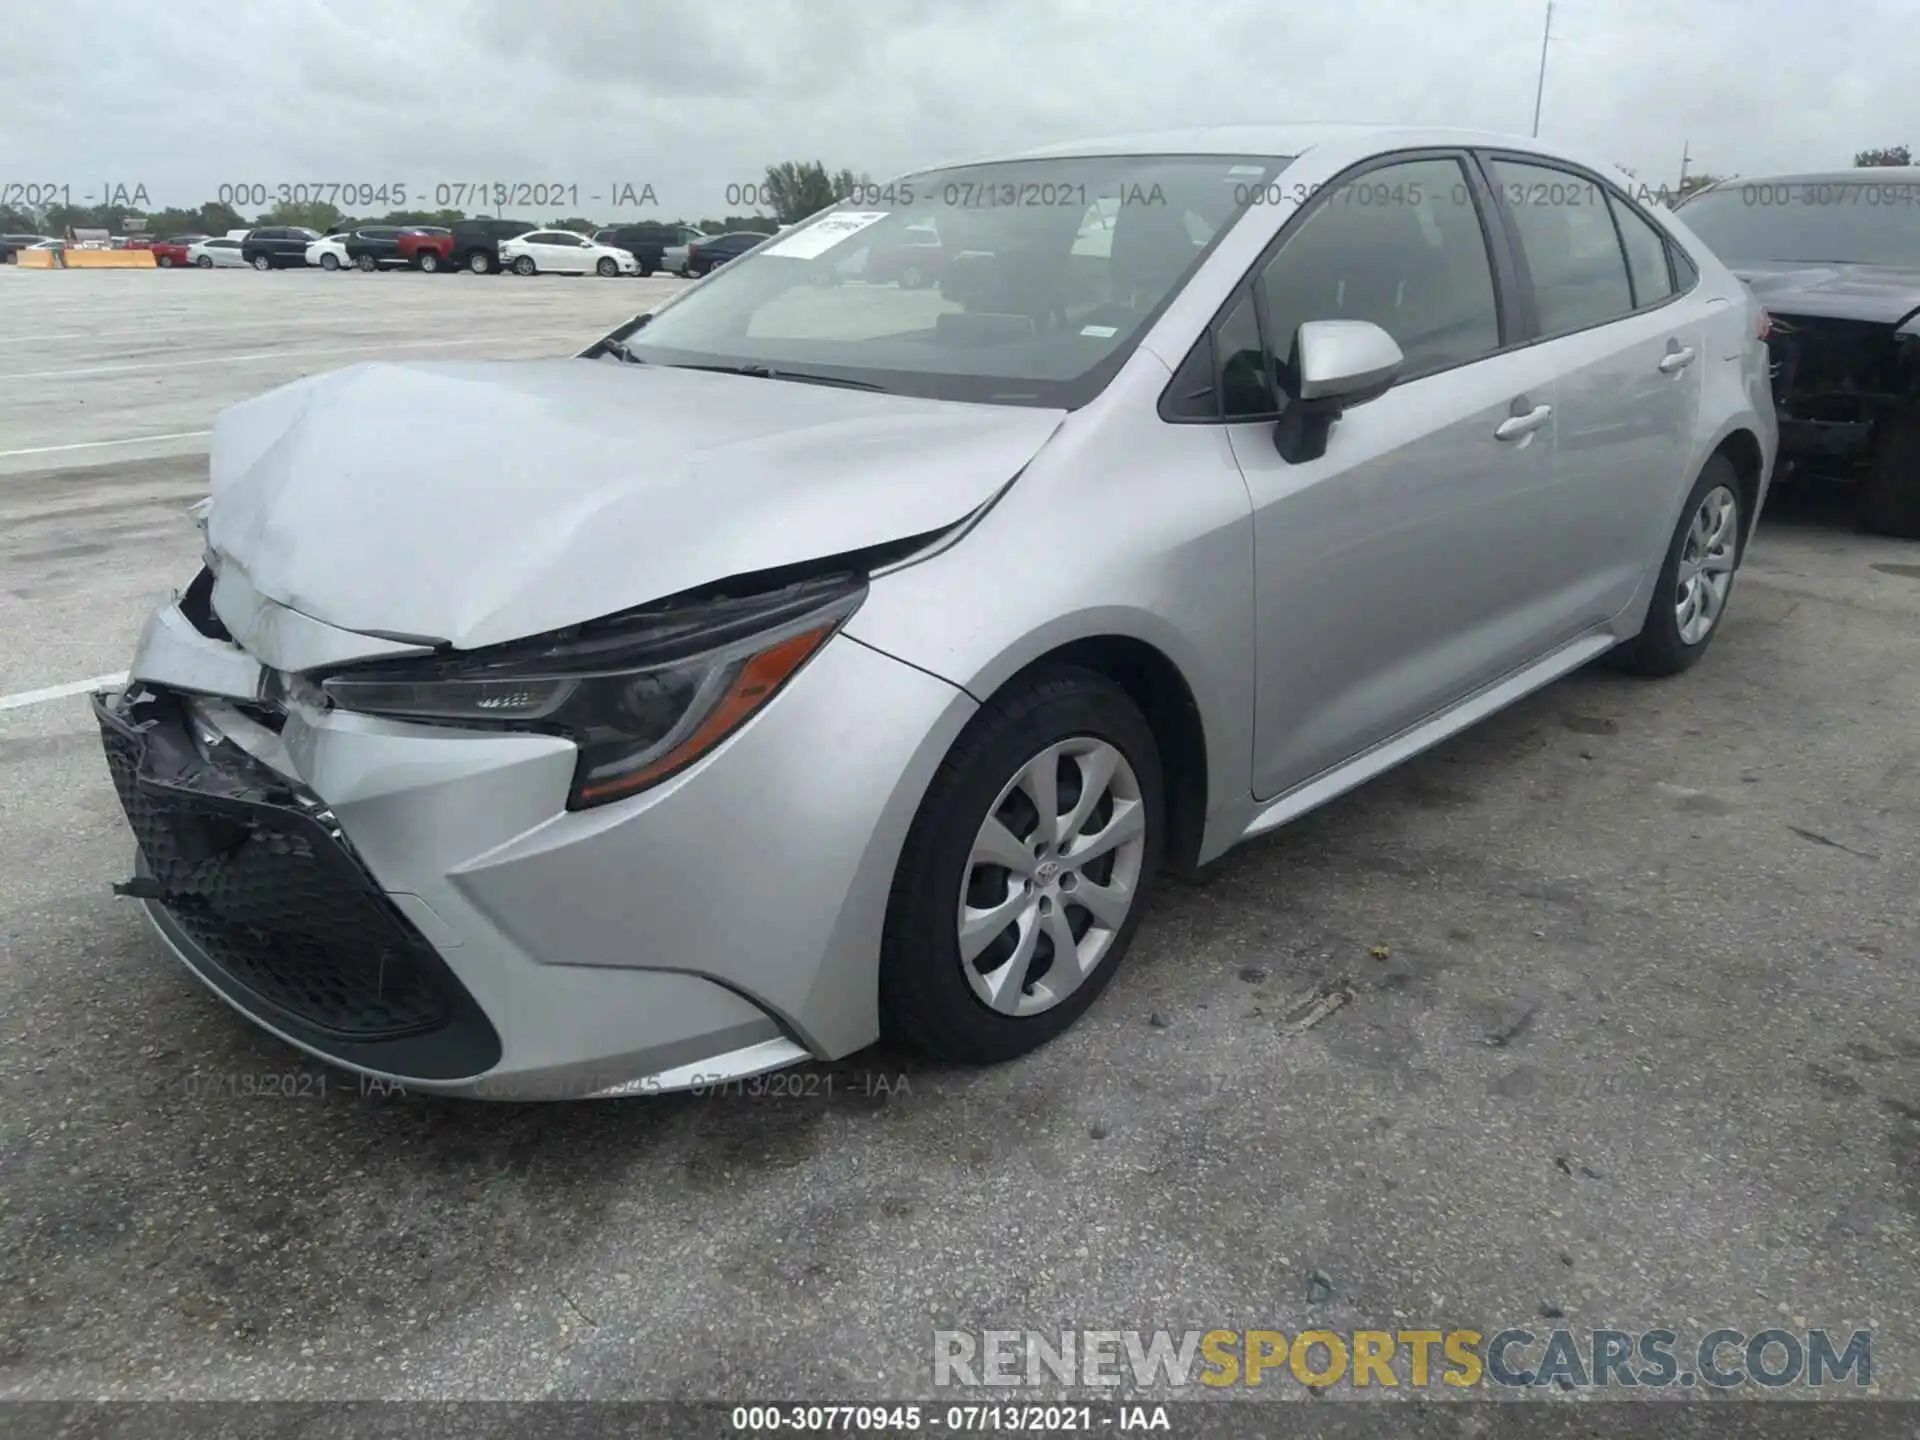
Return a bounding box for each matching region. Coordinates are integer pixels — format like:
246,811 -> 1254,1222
3,149 -> 1909,239
0,160 -> 875,239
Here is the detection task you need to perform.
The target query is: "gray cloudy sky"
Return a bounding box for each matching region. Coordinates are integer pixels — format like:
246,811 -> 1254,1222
3,0 -> 1914,218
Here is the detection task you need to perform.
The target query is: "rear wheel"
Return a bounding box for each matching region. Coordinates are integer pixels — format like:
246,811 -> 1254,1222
319,253 -> 340,271
1607,455 -> 1744,677
879,666 -> 1163,1064
156,254 -> 173,268
899,263 -> 925,289
637,256 -> 655,277
355,253 -> 377,272
195,255 -> 212,269
418,251 -> 441,273
512,255 -> 536,276
1860,412 -> 1920,539
250,254 -> 271,271
467,250 -> 493,275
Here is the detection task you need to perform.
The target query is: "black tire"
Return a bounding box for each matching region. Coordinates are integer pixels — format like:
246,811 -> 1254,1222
319,253 -> 340,271
418,251 -> 441,273
156,254 -> 173,268
355,253 -> 377,272
879,665 -> 1165,1064
1860,412 -> 1920,540
250,254 -> 271,271
596,257 -> 618,277
467,250 -> 493,274
637,256 -> 655,277
195,255 -> 212,268
512,255 -> 536,276
1607,454 -> 1745,677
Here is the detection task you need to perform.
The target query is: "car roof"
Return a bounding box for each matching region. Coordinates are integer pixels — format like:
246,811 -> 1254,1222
1691,166 -> 1920,190
929,122 -> 1628,172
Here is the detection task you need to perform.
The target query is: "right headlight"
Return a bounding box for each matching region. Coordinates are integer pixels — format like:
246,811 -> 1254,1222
319,575 -> 863,809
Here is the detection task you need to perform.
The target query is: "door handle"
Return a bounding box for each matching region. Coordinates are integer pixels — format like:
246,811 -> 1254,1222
1494,403 -> 1552,441
1658,345 -> 1696,374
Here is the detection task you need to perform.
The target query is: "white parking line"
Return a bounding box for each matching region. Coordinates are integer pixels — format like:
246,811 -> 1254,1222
0,332 -> 588,381
0,673 -> 127,711
0,431 -> 211,459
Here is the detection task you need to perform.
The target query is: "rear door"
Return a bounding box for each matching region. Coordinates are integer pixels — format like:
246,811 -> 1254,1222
1224,151 -> 1582,799
1480,153 -> 1708,619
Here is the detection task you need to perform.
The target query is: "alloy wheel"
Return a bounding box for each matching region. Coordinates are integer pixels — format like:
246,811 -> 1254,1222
1675,484 -> 1739,645
957,737 -> 1147,1018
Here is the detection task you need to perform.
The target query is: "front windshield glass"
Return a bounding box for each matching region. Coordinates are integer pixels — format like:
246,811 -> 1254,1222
625,154 -> 1290,407
1678,180 -> 1920,267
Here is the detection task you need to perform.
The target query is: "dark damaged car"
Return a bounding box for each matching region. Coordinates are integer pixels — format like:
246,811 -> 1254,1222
1678,169 -> 1920,536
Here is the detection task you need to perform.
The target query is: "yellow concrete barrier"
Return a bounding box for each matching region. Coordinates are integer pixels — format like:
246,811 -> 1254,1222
15,248 -> 56,268
63,249 -> 157,268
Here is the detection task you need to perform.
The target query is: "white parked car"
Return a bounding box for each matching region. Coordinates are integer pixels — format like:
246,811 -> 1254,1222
497,230 -> 640,277
187,237 -> 249,269
306,233 -> 353,271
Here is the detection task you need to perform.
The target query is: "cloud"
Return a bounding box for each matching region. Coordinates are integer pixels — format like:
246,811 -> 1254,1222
2,0 -> 1915,219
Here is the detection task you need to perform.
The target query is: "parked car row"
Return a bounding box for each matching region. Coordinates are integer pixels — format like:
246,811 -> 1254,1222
106,218 -> 773,278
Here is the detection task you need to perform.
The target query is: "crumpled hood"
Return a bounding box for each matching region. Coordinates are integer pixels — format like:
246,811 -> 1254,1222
205,358 -> 1064,650
1734,261 -> 1920,327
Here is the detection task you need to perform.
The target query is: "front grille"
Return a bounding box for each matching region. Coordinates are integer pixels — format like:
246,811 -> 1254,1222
98,688 -> 453,1042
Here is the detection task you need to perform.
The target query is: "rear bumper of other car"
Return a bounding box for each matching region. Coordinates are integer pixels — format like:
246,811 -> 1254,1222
101,596 -> 973,1099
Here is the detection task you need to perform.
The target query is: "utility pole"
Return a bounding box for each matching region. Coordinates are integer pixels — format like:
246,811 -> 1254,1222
1530,0 -> 1555,137
1678,139 -> 1691,195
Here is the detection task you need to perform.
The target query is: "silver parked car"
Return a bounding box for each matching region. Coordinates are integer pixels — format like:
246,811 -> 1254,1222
99,125 -> 1775,1099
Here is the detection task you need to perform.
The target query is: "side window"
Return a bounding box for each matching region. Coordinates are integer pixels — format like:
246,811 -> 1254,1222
1218,294 -> 1272,418
1606,193 -> 1674,307
1258,156 -> 1502,384
1490,158 -> 1633,335
1671,242 -> 1699,291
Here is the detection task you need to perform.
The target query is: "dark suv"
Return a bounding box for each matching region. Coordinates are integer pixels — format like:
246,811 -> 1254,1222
240,227 -> 321,270
590,222 -> 693,277
683,230 -> 767,277
342,226 -> 410,271
451,219 -> 536,274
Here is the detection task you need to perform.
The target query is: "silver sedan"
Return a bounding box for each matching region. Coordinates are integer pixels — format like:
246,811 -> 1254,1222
99,123 -> 1775,1098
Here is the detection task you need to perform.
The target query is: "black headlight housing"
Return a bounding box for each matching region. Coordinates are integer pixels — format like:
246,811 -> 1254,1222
318,574 -> 864,809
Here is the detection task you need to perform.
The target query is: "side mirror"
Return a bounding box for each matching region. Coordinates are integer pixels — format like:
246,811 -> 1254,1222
1273,320 -> 1403,464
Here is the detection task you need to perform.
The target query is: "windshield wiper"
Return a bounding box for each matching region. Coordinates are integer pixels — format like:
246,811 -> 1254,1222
665,362 -> 887,392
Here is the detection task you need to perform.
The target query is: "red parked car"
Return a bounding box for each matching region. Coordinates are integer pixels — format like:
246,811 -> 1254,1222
149,235 -> 207,268
395,227 -> 455,272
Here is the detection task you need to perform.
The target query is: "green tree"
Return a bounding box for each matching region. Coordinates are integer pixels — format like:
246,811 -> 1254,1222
261,199 -> 344,232
1854,144 -> 1912,167
1677,171 -> 1727,198
546,216 -> 601,233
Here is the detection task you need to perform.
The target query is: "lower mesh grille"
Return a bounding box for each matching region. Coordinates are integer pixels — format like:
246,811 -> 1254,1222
98,691 -> 454,1041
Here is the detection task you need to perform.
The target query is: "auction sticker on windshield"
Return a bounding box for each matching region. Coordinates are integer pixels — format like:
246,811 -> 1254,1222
763,210 -> 890,258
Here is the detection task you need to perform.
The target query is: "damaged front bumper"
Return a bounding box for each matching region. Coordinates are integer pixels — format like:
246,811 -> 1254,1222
97,582 -> 973,1099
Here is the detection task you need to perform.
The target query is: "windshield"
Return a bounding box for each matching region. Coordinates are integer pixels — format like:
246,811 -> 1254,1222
1679,181 -> 1920,268
624,154 -> 1289,406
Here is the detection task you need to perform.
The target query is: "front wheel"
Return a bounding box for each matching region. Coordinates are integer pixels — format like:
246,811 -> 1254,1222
250,254 -> 271,271
512,255 -> 536,276
879,666 -> 1164,1064
195,255 -> 212,268
355,253 -> 377,272
596,257 -> 619,277
1607,454 -> 1744,677
418,251 -> 441,273
467,250 -> 493,274
156,254 -> 173,268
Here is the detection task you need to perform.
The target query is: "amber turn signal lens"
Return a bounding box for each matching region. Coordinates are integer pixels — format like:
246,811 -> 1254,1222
573,623 -> 836,803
